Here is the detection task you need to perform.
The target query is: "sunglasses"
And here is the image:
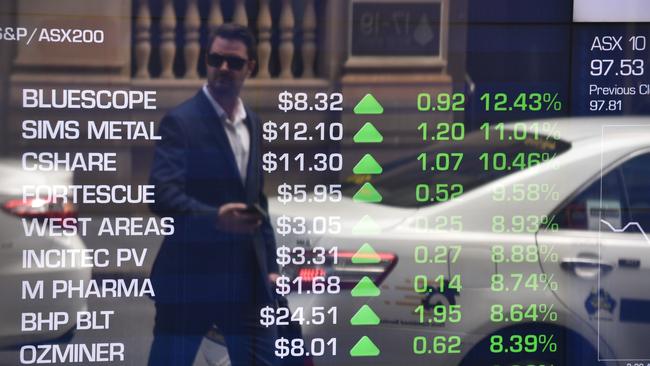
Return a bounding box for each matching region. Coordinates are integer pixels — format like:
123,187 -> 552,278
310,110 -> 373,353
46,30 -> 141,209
206,53 -> 248,70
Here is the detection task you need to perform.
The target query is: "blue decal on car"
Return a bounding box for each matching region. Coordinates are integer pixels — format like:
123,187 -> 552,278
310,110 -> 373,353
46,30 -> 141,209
585,288 -> 616,320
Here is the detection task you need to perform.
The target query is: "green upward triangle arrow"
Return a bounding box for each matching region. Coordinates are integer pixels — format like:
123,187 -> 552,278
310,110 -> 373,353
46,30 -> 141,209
352,215 -> 381,234
350,305 -> 381,325
353,182 -> 383,203
350,336 -> 381,357
352,243 -> 381,264
353,154 -> 383,175
354,94 -> 384,115
351,276 -> 381,297
353,122 -> 383,143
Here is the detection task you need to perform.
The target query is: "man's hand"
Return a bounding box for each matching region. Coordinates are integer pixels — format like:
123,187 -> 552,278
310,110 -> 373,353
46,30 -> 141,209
268,272 -> 280,285
217,202 -> 262,233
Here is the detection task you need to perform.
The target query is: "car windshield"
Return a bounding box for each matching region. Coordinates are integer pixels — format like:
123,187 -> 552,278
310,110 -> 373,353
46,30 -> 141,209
342,127 -> 571,208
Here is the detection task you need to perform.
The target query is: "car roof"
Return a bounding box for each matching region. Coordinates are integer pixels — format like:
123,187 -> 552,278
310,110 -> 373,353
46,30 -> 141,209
503,116 -> 650,143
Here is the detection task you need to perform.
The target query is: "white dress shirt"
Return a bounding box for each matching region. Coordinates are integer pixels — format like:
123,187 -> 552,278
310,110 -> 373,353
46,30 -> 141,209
203,84 -> 250,183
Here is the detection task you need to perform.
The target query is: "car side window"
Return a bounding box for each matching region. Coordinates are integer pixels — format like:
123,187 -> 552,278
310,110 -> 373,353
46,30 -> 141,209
556,152 -> 650,231
556,162 -> 624,231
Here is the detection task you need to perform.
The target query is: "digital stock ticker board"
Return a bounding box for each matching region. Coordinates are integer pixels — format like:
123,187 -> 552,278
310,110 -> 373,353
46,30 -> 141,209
1,0 -> 650,365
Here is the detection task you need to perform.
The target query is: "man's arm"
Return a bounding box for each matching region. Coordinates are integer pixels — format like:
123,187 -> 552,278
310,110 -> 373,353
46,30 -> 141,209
149,113 -> 219,220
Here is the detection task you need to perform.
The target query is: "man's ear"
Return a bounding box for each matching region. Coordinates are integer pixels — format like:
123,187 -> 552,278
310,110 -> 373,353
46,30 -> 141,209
247,60 -> 256,75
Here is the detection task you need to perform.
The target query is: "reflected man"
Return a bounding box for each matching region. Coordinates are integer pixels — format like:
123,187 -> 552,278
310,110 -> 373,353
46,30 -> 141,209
148,23 -> 279,366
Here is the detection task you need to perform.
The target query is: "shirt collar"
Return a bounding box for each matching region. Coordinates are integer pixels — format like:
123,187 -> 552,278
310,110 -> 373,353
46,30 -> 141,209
202,84 -> 247,125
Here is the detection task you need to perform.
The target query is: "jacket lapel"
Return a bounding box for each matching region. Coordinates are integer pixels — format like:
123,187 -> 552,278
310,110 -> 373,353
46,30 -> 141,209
243,108 -> 272,299
195,91 -> 243,188
243,107 -> 259,204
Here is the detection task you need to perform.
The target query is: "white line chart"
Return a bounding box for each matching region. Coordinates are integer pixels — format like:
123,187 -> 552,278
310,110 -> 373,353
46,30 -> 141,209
600,219 -> 650,243
598,125 -> 650,362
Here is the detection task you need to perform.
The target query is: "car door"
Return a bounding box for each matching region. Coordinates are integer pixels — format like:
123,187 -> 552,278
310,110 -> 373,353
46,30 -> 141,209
537,151 -> 650,361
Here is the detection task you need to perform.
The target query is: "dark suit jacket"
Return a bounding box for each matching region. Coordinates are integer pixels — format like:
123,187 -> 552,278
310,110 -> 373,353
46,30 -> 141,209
148,90 -> 277,308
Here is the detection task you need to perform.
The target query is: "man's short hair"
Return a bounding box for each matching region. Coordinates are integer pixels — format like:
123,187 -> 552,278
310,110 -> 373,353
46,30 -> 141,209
207,23 -> 257,62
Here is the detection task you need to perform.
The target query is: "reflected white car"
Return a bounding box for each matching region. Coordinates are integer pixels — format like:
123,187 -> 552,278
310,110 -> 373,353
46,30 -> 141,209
204,118 -> 650,366
0,159 -> 90,347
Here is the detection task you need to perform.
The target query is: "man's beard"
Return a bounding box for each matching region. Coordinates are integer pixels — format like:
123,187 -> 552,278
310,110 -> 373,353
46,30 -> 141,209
209,76 -> 237,96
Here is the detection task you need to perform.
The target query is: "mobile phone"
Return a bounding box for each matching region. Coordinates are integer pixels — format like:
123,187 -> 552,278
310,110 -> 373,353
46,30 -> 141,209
243,203 -> 269,221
